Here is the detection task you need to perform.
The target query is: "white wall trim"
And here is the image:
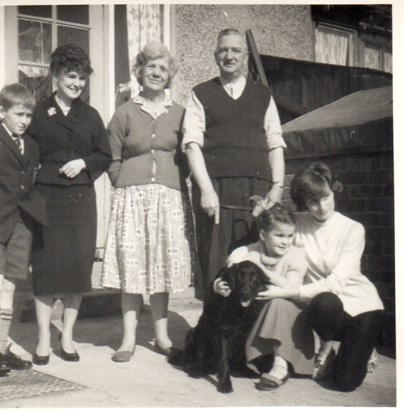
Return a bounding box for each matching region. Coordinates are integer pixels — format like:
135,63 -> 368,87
105,4 -> 115,123
0,7 -> 5,88
163,4 -> 171,50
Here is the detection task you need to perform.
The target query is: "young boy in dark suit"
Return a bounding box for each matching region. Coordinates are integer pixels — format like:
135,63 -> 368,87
0,83 -> 48,376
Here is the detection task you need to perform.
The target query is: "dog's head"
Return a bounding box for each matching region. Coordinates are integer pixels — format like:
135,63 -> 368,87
220,260 -> 270,307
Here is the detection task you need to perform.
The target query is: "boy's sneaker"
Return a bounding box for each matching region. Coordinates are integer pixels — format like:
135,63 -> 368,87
0,356 -> 11,376
1,344 -> 32,370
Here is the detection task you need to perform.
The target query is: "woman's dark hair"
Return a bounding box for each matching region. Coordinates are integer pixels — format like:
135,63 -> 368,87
290,162 -> 343,211
256,203 -> 297,233
50,44 -> 93,76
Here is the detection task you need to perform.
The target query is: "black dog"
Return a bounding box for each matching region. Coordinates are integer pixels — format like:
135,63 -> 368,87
170,260 -> 270,393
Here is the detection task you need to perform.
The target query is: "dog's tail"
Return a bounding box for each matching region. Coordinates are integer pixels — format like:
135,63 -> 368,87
167,347 -> 184,366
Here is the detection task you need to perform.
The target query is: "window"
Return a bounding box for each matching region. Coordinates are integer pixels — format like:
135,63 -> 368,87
360,34 -> 392,73
314,23 -> 354,66
314,21 -> 392,73
17,5 -> 90,101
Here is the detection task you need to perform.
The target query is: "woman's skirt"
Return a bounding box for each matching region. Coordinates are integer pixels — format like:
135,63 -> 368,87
246,298 -> 315,375
32,184 -> 96,296
101,184 -> 195,294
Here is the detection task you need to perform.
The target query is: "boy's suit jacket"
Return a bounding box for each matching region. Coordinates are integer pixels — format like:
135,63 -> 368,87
0,123 -> 48,243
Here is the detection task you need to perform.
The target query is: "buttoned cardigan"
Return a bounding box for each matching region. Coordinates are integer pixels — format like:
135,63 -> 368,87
107,99 -> 187,190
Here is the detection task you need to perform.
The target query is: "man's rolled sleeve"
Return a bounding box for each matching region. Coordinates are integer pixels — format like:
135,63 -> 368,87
181,91 -> 206,152
264,96 -> 287,151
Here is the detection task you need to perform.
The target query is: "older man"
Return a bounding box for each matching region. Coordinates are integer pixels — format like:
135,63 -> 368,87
183,28 -> 286,299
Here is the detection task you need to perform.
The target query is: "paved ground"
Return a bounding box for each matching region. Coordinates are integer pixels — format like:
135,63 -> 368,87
0,287 -> 397,408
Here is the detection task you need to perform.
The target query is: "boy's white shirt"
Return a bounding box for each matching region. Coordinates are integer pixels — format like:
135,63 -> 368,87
1,122 -> 25,154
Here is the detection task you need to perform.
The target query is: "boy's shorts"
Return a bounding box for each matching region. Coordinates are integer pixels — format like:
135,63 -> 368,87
0,215 -> 33,280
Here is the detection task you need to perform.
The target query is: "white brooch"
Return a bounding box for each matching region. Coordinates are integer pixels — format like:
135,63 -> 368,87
47,107 -> 57,117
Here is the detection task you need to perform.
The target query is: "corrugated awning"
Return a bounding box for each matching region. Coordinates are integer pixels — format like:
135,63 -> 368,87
283,86 -> 393,158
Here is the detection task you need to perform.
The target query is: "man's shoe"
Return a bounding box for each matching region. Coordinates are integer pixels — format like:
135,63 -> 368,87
2,345 -> 32,370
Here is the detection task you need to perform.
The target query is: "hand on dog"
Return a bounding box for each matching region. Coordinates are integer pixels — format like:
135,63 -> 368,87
214,279 -> 231,297
256,285 -> 299,300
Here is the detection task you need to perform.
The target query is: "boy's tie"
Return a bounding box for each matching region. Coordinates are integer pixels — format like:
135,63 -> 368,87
11,134 -> 23,154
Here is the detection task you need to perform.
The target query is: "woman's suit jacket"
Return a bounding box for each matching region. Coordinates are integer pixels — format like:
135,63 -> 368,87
0,123 -> 48,243
28,94 -> 111,186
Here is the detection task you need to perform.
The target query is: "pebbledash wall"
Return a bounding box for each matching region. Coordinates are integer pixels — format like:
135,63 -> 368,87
283,153 -> 395,347
172,4 -> 314,106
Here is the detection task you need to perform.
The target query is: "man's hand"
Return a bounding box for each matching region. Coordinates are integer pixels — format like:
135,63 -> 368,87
59,159 -> 86,179
201,188 -> 220,224
263,184 -> 283,210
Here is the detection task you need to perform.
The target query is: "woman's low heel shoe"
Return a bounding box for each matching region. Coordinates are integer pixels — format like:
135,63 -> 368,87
154,342 -> 172,357
59,334 -> 80,362
61,347 -> 80,362
111,350 -> 134,362
32,353 -> 49,365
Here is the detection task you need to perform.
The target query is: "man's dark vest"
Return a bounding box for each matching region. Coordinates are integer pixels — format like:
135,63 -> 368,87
193,77 -> 271,180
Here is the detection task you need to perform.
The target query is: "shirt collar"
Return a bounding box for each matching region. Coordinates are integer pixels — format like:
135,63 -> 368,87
219,75 -> 246,88
133,93 -> 173,118
132,93 -> 173,108
1,122 -> 21,139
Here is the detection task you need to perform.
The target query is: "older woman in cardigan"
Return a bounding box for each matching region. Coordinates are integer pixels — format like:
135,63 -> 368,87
101,42 -> 195,362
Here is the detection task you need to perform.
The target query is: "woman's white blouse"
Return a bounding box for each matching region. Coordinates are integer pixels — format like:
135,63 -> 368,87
295,212 -> 384,317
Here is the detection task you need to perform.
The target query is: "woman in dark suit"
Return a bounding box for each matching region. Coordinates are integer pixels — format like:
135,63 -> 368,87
29,44 -> 111,364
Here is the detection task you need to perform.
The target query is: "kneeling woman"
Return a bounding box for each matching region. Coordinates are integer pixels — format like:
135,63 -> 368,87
248,162 -> 384,392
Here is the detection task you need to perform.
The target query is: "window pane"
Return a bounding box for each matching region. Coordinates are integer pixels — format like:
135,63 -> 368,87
364,44 -> 381,70
19,20 -> 52,64
18,65 -> 51,101
315,26 -> 350,66
57,5 -> 89,25
57,26 -> 89,56
384,51 -> 392,73
18,6 -> 52,18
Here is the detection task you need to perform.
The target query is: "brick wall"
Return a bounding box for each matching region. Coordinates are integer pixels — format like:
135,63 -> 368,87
284,151 -> 395,347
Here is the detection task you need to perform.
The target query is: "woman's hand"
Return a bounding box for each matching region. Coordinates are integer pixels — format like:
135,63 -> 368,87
201,188 -> 220,224
59,159 -> 86,179
256,285 -> 299,300
213,278 -> 231,297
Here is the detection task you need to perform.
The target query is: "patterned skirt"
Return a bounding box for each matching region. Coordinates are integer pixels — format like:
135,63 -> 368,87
101,184 -> 196,294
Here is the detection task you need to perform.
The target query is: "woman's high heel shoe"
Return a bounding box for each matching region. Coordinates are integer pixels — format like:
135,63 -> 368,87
59,334 -> 80,362
32,352 -> 49,365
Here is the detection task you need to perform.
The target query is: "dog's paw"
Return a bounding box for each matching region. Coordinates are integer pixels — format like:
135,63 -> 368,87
184,365 -> 204,379
167,347 -> 184,366
217,380 -> 233,393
